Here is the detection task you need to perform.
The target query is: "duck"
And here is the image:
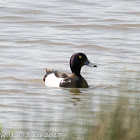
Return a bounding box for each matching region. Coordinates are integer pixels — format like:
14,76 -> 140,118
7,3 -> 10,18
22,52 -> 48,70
43,53 -> 97,88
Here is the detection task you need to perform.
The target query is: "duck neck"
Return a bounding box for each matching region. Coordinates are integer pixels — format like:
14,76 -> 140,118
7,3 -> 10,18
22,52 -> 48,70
71,67 -> 81,76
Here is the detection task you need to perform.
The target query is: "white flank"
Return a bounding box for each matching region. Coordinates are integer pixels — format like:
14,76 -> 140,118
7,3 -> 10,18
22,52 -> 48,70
44,73 -> 64,87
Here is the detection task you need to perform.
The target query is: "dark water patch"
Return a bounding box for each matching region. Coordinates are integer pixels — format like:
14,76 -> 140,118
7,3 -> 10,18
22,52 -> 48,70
16,20 -> 61,24
18,9 -> 45,15
0,76 -> 23,82
113,23 -> 140,28
115,11 -> 140,15
0,89 -> 23,94
56,24 -> 138,31
77,45 -> 111,51
0,16 -> 24,20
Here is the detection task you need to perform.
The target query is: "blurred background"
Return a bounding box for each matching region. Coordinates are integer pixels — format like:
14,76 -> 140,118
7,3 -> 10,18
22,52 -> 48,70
0,0 -> 140,140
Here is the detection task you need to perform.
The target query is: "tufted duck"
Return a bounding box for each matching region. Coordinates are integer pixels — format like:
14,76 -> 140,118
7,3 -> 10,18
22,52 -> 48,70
43,53 -> 97,88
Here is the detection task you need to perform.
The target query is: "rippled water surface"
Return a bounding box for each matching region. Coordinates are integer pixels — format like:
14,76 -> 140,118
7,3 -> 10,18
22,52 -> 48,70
0,0 -> 140,139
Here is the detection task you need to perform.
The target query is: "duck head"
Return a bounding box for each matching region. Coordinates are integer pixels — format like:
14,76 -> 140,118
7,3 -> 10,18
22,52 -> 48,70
70,53 -> 97,76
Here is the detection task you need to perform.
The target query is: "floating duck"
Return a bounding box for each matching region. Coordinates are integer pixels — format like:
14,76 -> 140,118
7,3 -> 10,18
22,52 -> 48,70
43,53 -> 97,88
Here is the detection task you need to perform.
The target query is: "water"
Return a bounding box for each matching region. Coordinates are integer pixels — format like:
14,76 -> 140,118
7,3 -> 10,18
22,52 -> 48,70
0,0 -> 140,139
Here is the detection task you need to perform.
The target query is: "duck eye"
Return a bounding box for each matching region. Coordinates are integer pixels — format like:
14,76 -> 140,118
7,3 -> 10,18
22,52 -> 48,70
79,55 -> 82,59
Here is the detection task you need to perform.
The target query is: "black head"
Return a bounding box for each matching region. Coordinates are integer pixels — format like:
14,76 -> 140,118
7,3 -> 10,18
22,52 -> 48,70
70,53 -> 97,76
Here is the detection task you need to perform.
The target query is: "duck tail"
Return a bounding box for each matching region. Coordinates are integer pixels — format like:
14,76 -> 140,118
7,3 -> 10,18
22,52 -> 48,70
45,68 -> 54,74
43,68 -> 54,81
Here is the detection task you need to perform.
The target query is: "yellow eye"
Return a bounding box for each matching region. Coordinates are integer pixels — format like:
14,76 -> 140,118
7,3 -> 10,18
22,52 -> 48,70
79,55 -> 82,58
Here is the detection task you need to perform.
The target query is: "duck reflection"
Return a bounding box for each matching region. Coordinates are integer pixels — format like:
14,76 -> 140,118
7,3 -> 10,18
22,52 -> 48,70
69,88 -> 81,95
68,88 -> 82,105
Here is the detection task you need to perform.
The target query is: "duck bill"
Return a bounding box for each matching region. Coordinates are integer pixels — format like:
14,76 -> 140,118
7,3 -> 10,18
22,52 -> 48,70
84,59 -> 97,67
